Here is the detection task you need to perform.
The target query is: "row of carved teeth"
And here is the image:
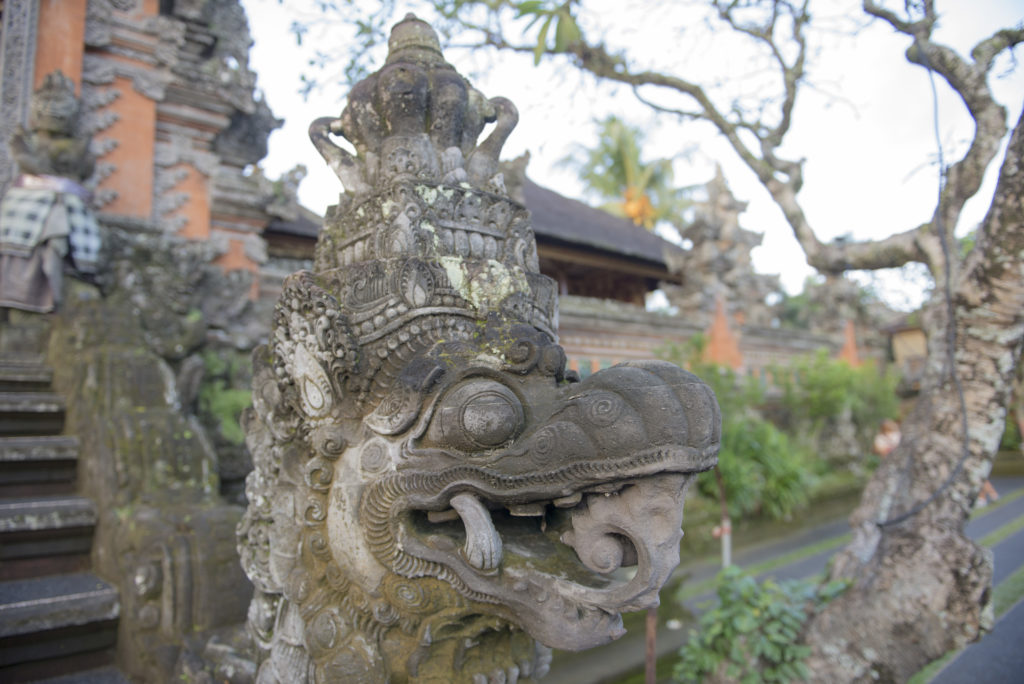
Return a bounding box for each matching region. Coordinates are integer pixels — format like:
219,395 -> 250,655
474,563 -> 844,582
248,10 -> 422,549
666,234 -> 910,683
425,481 -> 632,525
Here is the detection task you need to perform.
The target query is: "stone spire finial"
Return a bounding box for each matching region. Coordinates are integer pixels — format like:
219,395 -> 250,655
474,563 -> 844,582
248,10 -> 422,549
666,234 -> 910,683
387,13 -> 445,64
309,14 -> 517,198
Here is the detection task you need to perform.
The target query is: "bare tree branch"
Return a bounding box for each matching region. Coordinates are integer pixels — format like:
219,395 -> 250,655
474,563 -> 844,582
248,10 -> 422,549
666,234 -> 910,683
862,0 -> 1017,279
971,27 -> 1024,71
429,0 -> 1017,277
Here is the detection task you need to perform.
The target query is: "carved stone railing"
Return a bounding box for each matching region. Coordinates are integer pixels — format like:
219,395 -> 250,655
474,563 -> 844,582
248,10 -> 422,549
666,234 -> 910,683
238,15 -> 720,683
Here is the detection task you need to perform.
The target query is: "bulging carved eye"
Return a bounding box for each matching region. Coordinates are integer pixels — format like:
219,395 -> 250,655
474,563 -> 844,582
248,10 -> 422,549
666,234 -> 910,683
426,379 -> 524,452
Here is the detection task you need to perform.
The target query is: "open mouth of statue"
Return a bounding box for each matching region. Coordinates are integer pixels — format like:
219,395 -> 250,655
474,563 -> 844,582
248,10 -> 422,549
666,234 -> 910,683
397,464 -> 699,650
415,478 -> 651,576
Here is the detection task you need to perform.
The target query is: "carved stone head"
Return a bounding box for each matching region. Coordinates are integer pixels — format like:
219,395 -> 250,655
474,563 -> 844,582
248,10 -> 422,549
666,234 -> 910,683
28,70 -> 81,136
239,15 -> 720,683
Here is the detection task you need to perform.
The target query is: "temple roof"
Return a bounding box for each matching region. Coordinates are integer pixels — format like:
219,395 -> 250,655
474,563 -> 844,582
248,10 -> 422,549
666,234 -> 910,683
523,179 -> 683,267
265,205 -> 322,239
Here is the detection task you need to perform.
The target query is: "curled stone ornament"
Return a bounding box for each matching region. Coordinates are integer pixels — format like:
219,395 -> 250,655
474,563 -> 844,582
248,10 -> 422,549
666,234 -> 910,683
581,391 -> 624,428
239,13 -> 721,683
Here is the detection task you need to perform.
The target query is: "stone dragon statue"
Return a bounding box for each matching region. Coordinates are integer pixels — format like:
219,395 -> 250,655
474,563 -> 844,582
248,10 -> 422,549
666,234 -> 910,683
238,15 -> 721,683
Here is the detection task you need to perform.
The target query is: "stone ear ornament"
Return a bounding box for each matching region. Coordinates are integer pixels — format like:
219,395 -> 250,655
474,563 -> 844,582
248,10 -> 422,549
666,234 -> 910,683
239,13 -> 720,683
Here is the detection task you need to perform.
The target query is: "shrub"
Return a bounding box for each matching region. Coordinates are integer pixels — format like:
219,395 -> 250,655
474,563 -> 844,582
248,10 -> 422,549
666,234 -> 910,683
658,340 -> 813,520
700,412 -> 813,520
771,350 -> 900,466
674,566 -> 849,684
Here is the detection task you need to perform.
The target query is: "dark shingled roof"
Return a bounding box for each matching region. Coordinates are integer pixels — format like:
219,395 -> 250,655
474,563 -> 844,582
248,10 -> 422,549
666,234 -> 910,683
265,205 -> 321,239
524,178 -> 683,267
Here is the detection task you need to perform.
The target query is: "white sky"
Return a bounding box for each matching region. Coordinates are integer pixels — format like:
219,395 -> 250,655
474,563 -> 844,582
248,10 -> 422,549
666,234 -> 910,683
241,0 -> 1024,306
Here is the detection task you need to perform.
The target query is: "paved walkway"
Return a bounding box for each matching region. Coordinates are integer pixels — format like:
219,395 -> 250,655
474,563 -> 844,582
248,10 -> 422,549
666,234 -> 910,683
932,597 -> 1024,683
930,476 -> 1024,683
545,476 -> 1024,684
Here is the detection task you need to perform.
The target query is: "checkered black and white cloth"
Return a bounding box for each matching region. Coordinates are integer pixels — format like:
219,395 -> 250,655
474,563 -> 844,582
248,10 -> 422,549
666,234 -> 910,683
0,184 -> 101,274
0,188 -> 57,256
62,193 -> 101,274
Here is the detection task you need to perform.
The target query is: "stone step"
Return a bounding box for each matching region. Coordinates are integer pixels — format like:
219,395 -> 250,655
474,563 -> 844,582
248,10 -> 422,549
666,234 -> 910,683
0,392 -> 65,436
0,496 -> 96,534
0,361 -> 52,392
0,435 -> 79,462
0,573 -> 119,678
34,666 -> 130,684
0,572 -> 118,638
0,436 -> 79,496
0,496 -> 97,581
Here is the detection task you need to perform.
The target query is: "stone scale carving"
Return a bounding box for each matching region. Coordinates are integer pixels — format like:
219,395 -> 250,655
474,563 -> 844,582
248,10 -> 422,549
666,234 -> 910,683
238,15 -> 721,683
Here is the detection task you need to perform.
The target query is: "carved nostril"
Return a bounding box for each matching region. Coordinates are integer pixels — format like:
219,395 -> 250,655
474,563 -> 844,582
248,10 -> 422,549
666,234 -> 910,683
574,532 -> 637,574
584,536 -> 624,574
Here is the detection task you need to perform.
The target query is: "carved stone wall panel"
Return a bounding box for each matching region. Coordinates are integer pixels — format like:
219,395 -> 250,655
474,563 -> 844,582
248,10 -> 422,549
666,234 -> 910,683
0,0 -> 39,196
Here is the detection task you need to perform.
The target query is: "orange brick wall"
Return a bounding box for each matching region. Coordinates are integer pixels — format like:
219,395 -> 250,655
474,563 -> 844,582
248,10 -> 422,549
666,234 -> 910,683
34,0 -> 87,91
170,164 -> 211,240
96,76 -> 156,218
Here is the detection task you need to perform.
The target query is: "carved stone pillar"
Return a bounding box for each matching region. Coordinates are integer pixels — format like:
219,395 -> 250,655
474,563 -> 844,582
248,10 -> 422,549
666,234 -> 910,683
238,15 -> 721,683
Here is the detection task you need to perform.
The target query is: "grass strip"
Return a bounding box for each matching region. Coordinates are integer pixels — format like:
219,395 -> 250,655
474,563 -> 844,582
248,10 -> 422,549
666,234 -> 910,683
675,532 -> 850,603
978,510 -> 1024,548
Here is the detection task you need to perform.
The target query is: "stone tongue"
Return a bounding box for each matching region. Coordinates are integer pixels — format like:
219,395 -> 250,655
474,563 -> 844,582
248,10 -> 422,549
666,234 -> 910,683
450,492 -> 503,571
566,474 -> 691,612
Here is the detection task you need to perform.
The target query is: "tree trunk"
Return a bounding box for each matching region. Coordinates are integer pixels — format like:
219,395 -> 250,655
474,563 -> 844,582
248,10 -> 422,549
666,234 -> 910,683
803,109 -> 1024,682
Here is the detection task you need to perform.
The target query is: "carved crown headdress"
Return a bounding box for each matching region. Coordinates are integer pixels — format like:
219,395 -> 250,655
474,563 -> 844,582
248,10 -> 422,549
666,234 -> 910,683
277,14 -> 558,410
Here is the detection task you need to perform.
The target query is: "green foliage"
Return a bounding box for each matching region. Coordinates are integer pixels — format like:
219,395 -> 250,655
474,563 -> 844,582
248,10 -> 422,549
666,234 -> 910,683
199,382 -> 251,445
773,350 -> 900,453
513,1 -> 581,63
710,409 -> 813,520
959,227 -> 978,259
774,276 -> 879,331
773,281 -> 823,331
658,341 -> 813,520
674,566 -> 849,683
198,350 -> 253,446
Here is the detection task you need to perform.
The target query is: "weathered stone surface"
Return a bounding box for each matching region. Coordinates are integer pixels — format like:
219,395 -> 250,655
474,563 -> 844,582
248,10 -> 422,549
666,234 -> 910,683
239,15 -> 721,682
45,240 -> 260,682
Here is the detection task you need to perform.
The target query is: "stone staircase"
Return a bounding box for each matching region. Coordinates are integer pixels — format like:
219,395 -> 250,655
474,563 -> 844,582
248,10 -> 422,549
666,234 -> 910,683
0,318 -> 126,683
